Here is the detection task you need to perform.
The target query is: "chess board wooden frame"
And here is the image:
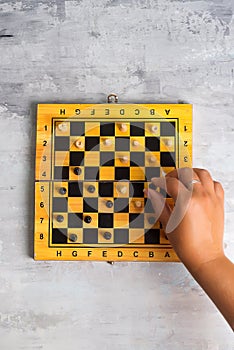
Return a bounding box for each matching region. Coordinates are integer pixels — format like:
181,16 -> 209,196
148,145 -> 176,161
34,103 -> 192,261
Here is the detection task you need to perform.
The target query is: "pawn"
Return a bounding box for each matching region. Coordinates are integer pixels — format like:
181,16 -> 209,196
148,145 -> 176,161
74,167 -> 82,175
58,122 -> 67,132
103,231 -> 112,240
120,156 -> 128,164
119,123 -> 127,132
132,140 -> 140,147
135,200 -> 142,208
119,185 -> 127,194
106,200 -> 113,208
84,215 -> 92,224
104,138 -> 112,146
165,139 -> 173,147
148,216 -> 156,225
69,234 -> 78,242
59,187 -> 67,195
56,215 -> 64,223
151,125 -> 158,134
75,139 -> 83,149
149,156 -> 156,164
87,185 -> 95,193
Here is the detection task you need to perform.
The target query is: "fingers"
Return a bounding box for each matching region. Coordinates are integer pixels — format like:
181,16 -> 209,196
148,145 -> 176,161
151,176 -> 188,201
214,181 -> 224,200
193,168 -> 215,193
163,167 -> 215,194
145,189 -> 172,227
166,167 -> 200,190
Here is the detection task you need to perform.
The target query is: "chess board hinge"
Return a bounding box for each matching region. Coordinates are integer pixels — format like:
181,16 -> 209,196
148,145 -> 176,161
107,93 -> 118,104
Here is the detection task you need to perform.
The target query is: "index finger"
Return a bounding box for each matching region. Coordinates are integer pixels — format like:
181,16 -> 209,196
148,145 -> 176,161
151,176 -> 188,201
166,167 -> 201,191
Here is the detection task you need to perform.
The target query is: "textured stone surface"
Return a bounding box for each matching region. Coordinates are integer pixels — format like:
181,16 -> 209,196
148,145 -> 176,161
0,0 -> 233,349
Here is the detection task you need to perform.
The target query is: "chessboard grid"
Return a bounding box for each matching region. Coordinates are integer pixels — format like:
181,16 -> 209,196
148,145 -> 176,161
50,180 -> 172,245
49,119 -> 177,247
52,119 -> 178,182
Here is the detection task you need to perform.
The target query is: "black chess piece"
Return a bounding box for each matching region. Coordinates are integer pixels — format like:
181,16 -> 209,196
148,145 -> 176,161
148,216 -> 156,225
87,185 -> 95,193
59,187 -> 67,195
74,167 -> 82,175
103,231 -> 112,240
84,215 -> 92,224
69,234 -> 78,242
56,215 -> 64,223
106,200 -> 113,208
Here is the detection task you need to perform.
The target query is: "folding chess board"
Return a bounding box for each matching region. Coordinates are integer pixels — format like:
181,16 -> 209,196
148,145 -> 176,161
34,103 -> 192,261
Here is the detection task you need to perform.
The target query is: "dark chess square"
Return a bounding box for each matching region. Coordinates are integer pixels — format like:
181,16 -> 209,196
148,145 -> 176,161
83,229 -> 98,244
70,151 -> 84,166
115,167 -> 130,180
83,198 -> 98,212
115,137 -> 130,151
52,228 -> 67,244
54,136 -> 70,151
70,122 -> 85,136
68,182 -> 83,197
100,152 -> 115,166
68,213 -> 83,228
130,122 -> 145,136
99,182 -> 113,197
114,229 -> 129,244
98,213 -> 113,228
85,137 -> 100,151
54,166 -> 69,180
100,122 -> 115,136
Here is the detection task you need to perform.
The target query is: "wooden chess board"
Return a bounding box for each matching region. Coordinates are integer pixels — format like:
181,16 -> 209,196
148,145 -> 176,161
34,103 -> 192,261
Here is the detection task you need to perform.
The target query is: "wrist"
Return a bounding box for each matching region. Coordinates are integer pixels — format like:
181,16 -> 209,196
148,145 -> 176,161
184,252 -> 226,277
187,254 -> 234,330
192,254 -> 227,277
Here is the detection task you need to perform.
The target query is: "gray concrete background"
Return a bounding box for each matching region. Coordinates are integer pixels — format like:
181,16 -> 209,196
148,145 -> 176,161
0,0 -> 234,349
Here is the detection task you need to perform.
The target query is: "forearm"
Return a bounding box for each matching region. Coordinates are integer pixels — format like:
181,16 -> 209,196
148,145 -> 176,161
188,255 -> 234,330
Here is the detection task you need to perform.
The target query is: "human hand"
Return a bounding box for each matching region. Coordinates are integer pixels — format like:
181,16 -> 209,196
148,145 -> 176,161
146,168 -> 225,274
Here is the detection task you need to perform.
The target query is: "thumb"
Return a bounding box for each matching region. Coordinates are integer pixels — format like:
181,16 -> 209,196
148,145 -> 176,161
146,188 -> 172,229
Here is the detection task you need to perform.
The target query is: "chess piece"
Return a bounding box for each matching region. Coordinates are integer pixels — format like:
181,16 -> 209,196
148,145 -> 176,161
135,200 -> 142,208
119,185 -> 127,194
149,156 -> 156,163
84,216 -> 92,224
119,123 -> 127,132
59,187 -> 67,195
104,138 -> 112,146
57,122 -> 67,132
74,167 -> 82,175
87,185 -> 95,193
69,234 -> 77,242
120,156 -> 128,164
56,215 -> 64,223
165,139 -> 173,147
132,140 -> 140,147
151,125 -> 158,133
103,231 -> 112,240
106,200 -> 113,208
75,139 -> 83,149
148,216 -> 156,225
